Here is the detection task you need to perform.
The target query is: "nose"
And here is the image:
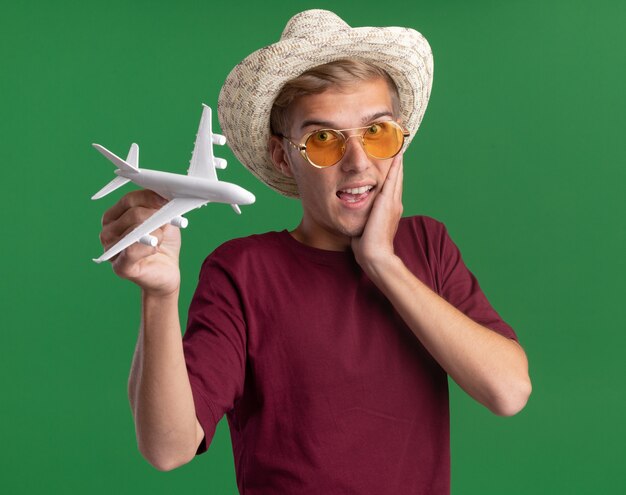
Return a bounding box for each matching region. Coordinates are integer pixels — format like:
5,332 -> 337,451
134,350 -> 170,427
339,134 -> 371,173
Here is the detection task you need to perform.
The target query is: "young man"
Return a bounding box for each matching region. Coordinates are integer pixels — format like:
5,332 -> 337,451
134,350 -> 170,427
100,9 -> 531,494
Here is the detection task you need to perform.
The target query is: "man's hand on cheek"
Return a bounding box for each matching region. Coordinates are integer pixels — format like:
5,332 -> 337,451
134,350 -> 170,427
351,154 -> 404,273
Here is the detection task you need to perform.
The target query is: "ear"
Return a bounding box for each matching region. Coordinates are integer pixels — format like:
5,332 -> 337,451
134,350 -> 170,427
269,135 -> 294,178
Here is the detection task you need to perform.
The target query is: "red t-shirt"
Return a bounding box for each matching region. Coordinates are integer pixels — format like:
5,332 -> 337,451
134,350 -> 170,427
183,215 -> 517,494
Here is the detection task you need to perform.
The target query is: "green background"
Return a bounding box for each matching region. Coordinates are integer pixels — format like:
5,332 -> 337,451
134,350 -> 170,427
2,0 -> 624,493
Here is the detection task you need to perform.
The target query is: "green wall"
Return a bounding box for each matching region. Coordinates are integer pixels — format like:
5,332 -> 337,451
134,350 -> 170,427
2,1 -> 624,493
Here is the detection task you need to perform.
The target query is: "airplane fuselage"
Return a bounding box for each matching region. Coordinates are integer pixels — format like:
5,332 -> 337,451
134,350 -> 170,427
117,168 -> 255,205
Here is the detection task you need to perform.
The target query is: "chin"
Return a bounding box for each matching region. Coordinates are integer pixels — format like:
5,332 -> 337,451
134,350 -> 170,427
337,220 -> 366,238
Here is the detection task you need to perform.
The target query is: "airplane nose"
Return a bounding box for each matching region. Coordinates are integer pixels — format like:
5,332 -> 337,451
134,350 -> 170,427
224,183 -> 255,205
233,185 -> 255,205
243,190 -> 256,205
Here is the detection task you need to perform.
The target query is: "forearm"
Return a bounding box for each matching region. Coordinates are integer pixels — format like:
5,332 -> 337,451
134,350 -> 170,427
365,255 -> 531,416
128,290 -> 202,470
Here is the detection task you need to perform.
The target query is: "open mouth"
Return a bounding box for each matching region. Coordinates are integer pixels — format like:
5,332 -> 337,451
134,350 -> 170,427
336,185 -> 375,204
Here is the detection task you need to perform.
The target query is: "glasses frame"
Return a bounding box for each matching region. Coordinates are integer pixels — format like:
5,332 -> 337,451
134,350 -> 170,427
280,121 -> 410,169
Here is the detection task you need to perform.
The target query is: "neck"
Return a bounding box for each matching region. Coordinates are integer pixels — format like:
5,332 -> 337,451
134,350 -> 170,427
290,222 -> 351,252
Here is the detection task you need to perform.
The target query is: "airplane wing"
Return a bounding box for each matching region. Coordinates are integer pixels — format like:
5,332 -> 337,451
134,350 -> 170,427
93,197 -> 207,263
188,105 -> 219,181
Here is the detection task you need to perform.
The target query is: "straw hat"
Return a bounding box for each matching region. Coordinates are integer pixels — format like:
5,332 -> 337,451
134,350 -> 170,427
218,9 -> 434,198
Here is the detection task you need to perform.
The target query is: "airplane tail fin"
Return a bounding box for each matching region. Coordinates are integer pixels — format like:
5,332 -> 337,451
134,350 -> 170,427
92,143 -> 139,173
125,143 -> 139,168
91,143 -> 139,200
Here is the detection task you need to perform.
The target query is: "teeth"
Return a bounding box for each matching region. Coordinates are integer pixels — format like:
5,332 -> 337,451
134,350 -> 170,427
339,185 -> 373,195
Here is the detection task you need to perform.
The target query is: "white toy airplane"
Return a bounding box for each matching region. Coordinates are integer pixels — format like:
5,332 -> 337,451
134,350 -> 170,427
92,104 -> 255,263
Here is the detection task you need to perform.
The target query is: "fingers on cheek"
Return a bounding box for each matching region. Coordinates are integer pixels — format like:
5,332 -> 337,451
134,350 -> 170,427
382,167 -> 400,199
395,159 -> 403,181
393,160 -> 403,199
387,158 -> 402,187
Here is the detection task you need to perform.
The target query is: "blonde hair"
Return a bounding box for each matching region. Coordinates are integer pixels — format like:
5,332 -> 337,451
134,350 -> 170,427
270,59 -> 400,136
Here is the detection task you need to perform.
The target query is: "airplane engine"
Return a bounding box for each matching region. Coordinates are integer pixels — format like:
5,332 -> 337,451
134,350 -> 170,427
212,134 -> 226,146
139,235 -> 158,247
214,157 -> 227,169
170,216 -> 188,228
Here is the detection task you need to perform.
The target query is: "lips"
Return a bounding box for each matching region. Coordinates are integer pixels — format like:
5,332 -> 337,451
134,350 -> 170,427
336,184 -> 374,203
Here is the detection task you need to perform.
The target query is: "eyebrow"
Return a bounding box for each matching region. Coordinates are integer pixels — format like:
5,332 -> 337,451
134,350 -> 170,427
298,110 -> 395,132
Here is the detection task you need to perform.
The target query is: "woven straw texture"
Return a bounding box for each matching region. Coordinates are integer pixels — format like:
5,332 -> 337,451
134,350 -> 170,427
218,9 -> 434,198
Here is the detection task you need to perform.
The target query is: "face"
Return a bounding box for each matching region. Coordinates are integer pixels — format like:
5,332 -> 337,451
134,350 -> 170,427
269,78 -> 401,251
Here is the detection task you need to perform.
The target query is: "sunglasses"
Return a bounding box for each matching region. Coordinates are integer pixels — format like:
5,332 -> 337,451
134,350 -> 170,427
280,121 -> 410,168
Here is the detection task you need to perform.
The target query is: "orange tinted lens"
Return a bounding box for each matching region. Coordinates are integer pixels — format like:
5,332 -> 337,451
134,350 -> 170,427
363,122 -> 404,159
305,130 -> 344,167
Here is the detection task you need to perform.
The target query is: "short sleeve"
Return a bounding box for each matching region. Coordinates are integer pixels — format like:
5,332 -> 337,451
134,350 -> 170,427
183,255 -> 247,454
437,223 -> 518,341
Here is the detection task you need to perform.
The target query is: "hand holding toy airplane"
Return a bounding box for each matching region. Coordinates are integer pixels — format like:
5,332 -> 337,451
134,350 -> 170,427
92,104 -> 255,263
